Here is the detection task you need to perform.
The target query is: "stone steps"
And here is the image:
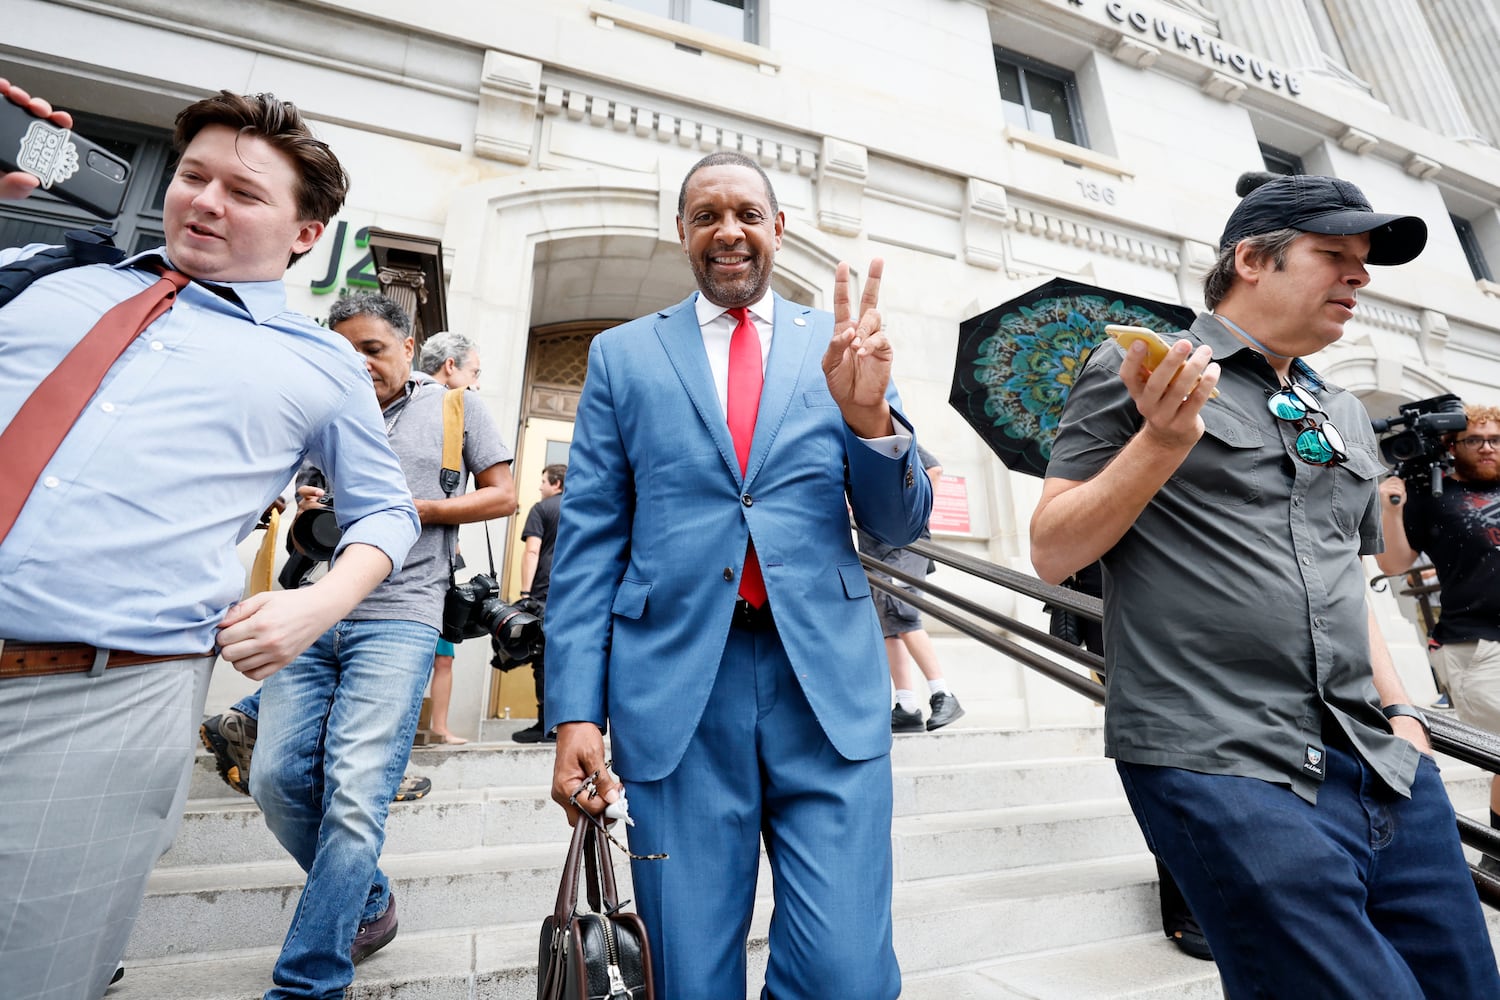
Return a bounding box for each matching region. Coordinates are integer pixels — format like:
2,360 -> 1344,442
124,724 -> 1498,999
116,854 -> 1170,999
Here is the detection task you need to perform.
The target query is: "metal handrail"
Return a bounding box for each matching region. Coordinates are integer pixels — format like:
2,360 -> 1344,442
865,537 -> 1500,907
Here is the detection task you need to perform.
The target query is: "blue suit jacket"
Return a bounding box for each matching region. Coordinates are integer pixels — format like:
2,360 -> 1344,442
545,292 -> 933,782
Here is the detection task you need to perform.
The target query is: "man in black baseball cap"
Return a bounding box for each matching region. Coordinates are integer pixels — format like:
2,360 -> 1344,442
1220,171 -> 1427,265
1033,169 -> 1497,999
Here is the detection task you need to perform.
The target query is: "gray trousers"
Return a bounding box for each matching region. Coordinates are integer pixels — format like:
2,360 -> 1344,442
0,655 -> 212,1000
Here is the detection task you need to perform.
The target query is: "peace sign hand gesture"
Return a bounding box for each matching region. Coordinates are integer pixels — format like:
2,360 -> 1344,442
822,258 -> 894,439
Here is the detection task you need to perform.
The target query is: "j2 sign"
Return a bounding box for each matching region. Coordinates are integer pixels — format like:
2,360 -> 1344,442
310,220 -> 379,295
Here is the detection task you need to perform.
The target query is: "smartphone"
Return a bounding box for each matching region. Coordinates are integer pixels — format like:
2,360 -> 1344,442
1104,324 -> 1218,398
0,96 -> 131,218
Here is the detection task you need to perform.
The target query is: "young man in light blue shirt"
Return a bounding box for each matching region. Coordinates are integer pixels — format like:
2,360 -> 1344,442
0,83 -> 418,1000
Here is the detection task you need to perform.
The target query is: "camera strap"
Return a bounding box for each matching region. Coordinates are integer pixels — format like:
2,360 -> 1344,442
441,388 -> 465,497
438,386 -> 499,587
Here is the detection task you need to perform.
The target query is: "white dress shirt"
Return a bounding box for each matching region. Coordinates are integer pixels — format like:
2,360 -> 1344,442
691,290 -> 910,456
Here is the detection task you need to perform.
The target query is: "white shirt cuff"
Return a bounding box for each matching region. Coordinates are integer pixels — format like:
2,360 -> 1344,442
858,432 -> 912,459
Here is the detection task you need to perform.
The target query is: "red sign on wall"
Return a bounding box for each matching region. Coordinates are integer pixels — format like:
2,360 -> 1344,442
930,474 -> 971,535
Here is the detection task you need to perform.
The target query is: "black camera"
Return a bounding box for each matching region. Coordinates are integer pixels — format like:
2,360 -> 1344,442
1372,394 -> 1467,497
289,492 -> 341,562
442,573 -> 544,669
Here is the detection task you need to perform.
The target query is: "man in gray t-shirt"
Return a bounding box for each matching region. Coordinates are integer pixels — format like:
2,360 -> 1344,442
1032,174 -> 1497,998
250,292 -> 515,995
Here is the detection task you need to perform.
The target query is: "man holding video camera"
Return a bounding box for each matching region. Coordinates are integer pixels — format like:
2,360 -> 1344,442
1377,402 -> 1500,852
249,290 -> 515,999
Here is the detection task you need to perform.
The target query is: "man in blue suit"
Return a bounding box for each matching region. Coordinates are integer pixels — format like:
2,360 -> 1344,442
546,151 -> 932,1000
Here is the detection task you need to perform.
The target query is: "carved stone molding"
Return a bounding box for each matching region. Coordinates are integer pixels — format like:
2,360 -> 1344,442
962,178 -> 1011,271
1176,238 -> 1216,310
1110,35 -> 1158,69
815,137 -> 867,237
538,82 -> 816,177
1404,153 -> 1442,180
1201,71 -> 1247,103
476,50 -> 542,166
1418,308 -> 1450,370
1009,203 -> 1182,272
1337,127 -> 1378,155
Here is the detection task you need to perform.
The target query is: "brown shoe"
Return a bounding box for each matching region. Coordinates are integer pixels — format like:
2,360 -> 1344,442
352,892 -> 398,964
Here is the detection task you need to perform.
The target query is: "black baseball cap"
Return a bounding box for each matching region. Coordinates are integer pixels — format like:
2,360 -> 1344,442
1220,172 -> 1427,266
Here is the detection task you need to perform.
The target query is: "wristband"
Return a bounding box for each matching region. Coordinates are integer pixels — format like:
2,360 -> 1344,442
1381,703 -> 1431,739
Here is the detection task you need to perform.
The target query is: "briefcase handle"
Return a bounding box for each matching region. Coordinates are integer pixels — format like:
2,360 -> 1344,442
551,810 -> 622,927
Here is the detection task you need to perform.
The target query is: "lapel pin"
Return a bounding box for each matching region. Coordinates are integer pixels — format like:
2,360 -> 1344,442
793,316 -> 807,326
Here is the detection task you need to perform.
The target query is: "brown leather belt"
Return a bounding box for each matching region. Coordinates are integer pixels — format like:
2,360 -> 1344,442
0,640 -> 213,679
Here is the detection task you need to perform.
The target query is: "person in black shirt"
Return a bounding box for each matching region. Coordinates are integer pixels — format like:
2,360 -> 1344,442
1377,404 -> 1500,854
513,463 -> 565,743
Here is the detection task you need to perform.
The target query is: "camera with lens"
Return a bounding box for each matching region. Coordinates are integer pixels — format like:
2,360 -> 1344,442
442,572 -> 544,670
1371,393 -> 1467,497
289,492 -> 342,562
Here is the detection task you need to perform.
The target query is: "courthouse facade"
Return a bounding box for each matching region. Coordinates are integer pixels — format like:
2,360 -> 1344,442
5,0 -> 1498,731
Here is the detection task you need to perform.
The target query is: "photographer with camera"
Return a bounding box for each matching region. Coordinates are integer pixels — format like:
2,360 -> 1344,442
247,291 -> 515,998
1377,402 -> 1500,858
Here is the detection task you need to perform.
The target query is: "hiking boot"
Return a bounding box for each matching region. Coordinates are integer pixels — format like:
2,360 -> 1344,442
200,709 -> 257,796
926,692 -> 966,731
891,705 -> 924,733
512,721 -> 555,744
351,892 -> 398,965
393,774 -> 431,802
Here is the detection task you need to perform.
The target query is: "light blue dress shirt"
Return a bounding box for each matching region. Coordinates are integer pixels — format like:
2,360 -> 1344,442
0,245 -> 420,654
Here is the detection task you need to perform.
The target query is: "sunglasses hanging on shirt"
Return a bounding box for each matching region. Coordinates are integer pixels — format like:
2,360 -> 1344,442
1267,381 -> 1348,468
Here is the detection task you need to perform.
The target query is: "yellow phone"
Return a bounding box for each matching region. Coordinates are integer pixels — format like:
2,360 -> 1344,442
1103,325 -> 1218,399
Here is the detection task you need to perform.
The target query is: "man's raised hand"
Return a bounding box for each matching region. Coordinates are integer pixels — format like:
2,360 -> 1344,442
822,258 -> 894,438
0,78 -> 72,201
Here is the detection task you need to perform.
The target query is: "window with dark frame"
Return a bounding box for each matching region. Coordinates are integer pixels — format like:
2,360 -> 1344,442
1259,143 -> 1305,176
1452,214 -> 1494,282
994,46 -> 1087,148
0,111 -> 175,257
614,0 -> 759,43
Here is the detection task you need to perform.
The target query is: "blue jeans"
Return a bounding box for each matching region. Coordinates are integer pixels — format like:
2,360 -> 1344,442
233,688 -> 261,720
250,619 -> 436,1000
1118,745 -> 1500,1000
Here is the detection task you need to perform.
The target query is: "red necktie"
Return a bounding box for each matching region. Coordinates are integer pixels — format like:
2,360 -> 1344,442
726,306 -> 767,607
0,266 -> 191,545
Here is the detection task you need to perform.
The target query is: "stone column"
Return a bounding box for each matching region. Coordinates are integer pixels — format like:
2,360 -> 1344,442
1417,0 -> 1500,145
1321,0 -> 1478,139
1211,0 -> 1325,72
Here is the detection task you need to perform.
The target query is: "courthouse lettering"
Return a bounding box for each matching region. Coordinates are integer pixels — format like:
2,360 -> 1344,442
1102,1 -> 1302,96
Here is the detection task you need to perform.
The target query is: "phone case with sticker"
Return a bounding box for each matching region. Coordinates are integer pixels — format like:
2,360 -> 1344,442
0,97 -> 131,218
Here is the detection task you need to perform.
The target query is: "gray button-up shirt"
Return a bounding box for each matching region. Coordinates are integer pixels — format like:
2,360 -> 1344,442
1047,312 -> 1419,803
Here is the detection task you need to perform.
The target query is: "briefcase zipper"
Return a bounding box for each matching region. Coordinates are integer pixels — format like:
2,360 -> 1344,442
598,914 -> 630,999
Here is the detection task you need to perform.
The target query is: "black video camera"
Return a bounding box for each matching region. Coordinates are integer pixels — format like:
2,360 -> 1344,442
442,573 -> 544,669
289,492 -> 341,562
1371,394 -> 1467,497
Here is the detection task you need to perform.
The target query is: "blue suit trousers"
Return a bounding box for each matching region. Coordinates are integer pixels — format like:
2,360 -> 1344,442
622,624 -> 901,1000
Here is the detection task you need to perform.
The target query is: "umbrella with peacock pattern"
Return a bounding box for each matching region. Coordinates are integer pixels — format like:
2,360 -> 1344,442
950,277 -> 1196,477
